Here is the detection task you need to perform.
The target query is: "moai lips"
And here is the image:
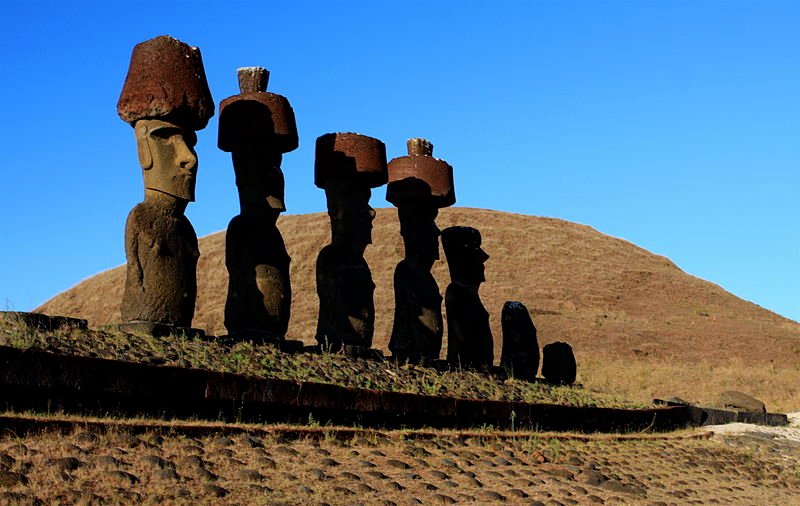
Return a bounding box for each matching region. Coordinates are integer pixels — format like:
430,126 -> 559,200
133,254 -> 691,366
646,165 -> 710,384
117,35 -> 214,131
386,138 -> 455,208
314,133 -> 388,190
218,67 -> 299,154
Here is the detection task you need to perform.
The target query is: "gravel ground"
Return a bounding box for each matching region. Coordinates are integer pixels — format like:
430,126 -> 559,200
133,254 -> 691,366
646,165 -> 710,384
0,419 -> 798,505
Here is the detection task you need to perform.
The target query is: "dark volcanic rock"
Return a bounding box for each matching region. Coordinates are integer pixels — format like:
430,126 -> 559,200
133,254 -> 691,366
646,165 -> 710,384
542,341 -> 577,385
500,301 -> 540,380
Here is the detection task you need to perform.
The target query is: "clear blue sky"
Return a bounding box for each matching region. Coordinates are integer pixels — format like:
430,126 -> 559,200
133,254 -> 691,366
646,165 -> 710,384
1,1 -> 798,321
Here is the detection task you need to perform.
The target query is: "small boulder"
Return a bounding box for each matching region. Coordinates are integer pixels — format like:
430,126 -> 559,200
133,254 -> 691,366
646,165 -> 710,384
541,342 -> 576,385
717,390 -> 766,413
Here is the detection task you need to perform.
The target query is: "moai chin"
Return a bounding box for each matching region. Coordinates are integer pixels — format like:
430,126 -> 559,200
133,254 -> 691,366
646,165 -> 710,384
500,301 -> 540,380
386,138 -> 455,364
117,35 -> 214,330
218,67 -> 299,342
442,226 -> 494,370
314,133 -> 388,352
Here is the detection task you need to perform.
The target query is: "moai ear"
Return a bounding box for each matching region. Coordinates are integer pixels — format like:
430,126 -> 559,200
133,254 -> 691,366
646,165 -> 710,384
135,122 -> 153,170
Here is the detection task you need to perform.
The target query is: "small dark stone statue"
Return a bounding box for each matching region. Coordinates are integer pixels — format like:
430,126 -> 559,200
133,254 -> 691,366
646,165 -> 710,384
387,138 -> 455,364
541,341 -> 577,385
442,226 -> 494,370
117,36 -> 214,330
218,67 -> 298,342
500,301 -> 540,380
314,133 -> 388,351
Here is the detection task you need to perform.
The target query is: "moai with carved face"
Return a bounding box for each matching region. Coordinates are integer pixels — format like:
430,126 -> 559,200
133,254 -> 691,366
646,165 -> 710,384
117,36 -> 214,332
386,138 -> 455,364
314,133 -> 387,353
218,67 -> 298,342
442,226 -> 494,370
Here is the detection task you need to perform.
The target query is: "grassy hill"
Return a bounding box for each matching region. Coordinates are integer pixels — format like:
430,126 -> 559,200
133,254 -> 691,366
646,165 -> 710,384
38,207 -> 800,411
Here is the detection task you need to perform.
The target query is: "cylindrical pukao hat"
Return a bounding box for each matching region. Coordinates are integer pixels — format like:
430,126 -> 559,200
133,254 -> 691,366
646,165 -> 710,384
314,133 -> 388,189
218,67 -> 299,154
117,35 -> 214,130
386,138 -> 455,208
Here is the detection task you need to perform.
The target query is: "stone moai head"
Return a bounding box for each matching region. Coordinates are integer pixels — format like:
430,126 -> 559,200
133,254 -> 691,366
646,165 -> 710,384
218,66 -> 298,215
117,35 -> 214,202
315,133 -> 387,248
387,138 -> 456,263
441,226 -> 490,286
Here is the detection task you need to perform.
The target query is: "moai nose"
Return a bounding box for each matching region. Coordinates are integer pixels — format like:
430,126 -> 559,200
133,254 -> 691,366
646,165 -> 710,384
179,143 -> 198,169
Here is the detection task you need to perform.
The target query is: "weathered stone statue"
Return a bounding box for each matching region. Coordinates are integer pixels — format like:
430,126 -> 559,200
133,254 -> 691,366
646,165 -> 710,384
314,133 -> 387,352
386,138 -> 455,364
117,36 -> 214,331
218,67 -> 298,342
500,301 -> 540,380
441,226 -> 494,370
541,341 -> 577,385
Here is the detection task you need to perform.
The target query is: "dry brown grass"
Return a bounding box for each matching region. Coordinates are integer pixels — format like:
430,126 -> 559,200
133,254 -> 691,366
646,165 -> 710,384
38,207 -> 800,411
2,414 -> 798,505
579,352 -> 800,413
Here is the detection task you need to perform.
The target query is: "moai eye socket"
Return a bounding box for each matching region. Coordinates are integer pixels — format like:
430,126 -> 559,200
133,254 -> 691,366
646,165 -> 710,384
150,126 -> 181,142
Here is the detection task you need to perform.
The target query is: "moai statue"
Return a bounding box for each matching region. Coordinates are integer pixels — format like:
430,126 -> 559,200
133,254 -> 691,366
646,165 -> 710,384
218,67 -> 298,342
314,133 -> 387,353
500,301 -> 540,380
386,138 -> 455,364
541,342 -> 577,385
117,36 -> 214,333
441,226 -> 494,370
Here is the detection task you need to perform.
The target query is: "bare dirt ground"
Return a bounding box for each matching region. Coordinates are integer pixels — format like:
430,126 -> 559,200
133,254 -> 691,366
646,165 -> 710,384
37,208 -> 800,411
1,415 -> 799,505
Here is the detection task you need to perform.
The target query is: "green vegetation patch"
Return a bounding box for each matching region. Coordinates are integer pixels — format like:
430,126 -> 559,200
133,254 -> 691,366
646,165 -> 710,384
0,316 -> 647,409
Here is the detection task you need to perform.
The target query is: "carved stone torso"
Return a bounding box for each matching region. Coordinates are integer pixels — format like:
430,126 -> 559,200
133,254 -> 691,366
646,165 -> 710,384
224,214 -> 291,338
389,259 -> 443,362
315,243 -> 375,349
121,201 -> 199,326
445,282 -> 494,369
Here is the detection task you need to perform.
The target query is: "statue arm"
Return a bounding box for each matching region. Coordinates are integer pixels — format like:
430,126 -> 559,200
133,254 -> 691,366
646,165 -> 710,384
124,210 -> 144,290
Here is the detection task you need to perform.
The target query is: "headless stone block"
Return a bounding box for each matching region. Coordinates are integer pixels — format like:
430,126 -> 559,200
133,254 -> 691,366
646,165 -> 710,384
541,342 -> 577,385
500,301 -> 540,380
